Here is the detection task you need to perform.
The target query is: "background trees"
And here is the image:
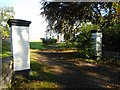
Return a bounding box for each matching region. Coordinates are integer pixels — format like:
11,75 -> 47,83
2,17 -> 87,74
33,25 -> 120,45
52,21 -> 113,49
40,2 -> 115,33
0,6 -> 15,38
40,1 -> 120,58
102,2 -> 120,52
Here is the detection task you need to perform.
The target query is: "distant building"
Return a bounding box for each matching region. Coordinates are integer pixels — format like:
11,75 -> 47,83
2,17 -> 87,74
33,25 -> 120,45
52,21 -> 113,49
45,30 -> 65,43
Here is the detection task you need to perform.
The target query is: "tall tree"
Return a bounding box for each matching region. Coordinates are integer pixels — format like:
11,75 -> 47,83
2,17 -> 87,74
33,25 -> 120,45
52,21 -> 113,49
40,1 -> 115,34
0,6 -> 15,38
41,1 -> 120,58
102,2 -> 120,51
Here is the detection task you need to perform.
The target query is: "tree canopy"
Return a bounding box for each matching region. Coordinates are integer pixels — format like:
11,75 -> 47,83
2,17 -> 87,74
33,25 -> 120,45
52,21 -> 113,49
102,2 -> 120,51
40,1 -> 120,58
0,6 -> 15,38
40,1 -> 117,34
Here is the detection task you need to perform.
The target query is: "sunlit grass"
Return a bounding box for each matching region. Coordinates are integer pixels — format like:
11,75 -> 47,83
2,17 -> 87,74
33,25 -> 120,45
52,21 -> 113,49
2,40 -> 11,58
2,41 -> 46,57
22,81 -> 59,88
11,48 -> 60,88
2,50 -> 11,58
30,42 -> 46,50
12,59 -> 60,88
84,59 -> 97,63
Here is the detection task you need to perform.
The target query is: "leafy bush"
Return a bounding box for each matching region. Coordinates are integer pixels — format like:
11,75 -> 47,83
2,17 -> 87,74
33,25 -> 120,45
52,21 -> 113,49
103,23 -> 120,52
42,39 -> 57,45
75,32 -> 94,59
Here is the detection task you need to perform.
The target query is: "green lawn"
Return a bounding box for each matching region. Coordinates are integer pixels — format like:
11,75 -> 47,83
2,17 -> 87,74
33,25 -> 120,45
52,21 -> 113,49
2,41 -> 46,58
2,41 -> 59,88
2,40 -> 11,58
30,42 -> 46,50
30,42 -> 76,50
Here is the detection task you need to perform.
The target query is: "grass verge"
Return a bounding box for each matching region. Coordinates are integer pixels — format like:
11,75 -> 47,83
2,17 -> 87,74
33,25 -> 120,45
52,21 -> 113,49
11,60 -> 60,88
2,40 -> 11,58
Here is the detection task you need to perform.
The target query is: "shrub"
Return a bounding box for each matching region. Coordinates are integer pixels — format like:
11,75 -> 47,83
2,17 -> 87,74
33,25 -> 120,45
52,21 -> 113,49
75,31 -> 95,59
42,39 -> 57,45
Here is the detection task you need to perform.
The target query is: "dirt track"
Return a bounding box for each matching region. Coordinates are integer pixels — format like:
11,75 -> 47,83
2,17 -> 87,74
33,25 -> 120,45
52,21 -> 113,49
31,50 -> 120,88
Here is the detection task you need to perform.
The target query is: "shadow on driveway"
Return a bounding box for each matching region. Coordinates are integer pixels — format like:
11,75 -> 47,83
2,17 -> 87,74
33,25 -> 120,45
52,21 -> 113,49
33,50 -> 120,88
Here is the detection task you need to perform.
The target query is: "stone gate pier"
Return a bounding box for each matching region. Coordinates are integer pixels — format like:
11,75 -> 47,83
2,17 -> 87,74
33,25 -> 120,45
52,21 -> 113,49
91,29 -> 102,59
7,19 -> 31,86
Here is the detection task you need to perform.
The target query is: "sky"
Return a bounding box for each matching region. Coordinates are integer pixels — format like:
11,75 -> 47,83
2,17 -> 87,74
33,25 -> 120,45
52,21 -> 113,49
0,0 -> 48,41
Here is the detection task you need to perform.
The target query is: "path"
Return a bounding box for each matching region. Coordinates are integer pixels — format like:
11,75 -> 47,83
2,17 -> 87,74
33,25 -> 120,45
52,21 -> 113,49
32,49 -> 120,88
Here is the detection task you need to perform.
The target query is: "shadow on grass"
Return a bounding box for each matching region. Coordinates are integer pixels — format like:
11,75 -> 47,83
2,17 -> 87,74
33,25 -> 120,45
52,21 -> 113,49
11,60 -> 60,88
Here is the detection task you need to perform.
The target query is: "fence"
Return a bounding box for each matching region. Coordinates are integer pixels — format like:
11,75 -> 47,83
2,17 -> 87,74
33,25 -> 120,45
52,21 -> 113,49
0,57 -> 13,89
